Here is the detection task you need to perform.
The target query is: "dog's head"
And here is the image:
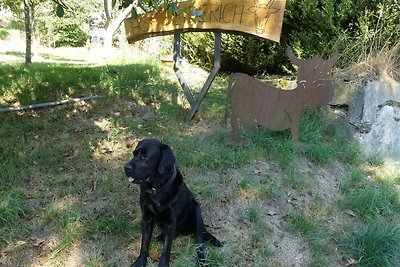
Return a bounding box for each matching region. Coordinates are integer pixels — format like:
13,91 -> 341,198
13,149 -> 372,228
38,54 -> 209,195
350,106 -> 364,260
124,139 -> 176,186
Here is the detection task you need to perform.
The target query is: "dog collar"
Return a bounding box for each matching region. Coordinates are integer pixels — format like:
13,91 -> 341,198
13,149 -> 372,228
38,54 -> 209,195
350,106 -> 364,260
146,165 -> 177,195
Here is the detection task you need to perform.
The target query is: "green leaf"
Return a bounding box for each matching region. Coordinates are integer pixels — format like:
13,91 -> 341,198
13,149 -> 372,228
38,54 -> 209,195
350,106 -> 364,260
122,0 -> 131,8
112,0 -> 117,8
170,2 -> 180,16
162,2 -> 169,10
56,4 -> 64,17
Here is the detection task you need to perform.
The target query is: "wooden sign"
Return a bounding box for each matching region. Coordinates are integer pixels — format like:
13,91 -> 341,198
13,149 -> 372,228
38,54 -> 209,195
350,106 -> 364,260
124,0 -> 286,43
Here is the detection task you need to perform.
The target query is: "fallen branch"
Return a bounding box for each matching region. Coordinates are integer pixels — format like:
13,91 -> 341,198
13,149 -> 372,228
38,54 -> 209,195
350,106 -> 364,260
0,95 -> 105,113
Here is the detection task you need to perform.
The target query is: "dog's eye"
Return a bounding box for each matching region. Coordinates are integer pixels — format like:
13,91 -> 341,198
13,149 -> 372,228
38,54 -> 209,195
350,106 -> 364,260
133,149 -> 147,159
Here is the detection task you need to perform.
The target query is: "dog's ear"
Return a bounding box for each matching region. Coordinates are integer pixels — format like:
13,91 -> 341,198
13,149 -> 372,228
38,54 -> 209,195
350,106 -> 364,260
158,144 -> 176,174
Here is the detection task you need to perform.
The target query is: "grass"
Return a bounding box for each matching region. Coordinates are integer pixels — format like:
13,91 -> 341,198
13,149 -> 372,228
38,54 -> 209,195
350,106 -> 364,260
340,223 -> 400,267
339,180 -> 400,219
337,167 -> 400,267
285,211 -> 332,266
0,188 -> 26,244
0,47 -> 399,266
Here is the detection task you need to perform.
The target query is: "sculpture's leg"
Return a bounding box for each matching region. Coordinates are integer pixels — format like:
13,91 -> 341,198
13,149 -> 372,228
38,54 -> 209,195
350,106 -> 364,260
290,116 -> 308,149
290,118 -> 300,144
221,108 -> 229,126
229,113 -> 247,144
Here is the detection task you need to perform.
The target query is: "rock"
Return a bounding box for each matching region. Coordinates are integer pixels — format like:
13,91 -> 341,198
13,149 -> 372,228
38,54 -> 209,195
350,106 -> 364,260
331,76 -> 400,164
362,79 -> 400,123
361,104 -> 400,160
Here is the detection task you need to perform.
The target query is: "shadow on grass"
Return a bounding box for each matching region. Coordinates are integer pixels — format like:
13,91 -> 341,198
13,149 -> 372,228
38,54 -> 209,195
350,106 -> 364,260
3,51 -> 25,58
0,61 -> 182,113
39,53 -> 89,62
0,59 -> 190,266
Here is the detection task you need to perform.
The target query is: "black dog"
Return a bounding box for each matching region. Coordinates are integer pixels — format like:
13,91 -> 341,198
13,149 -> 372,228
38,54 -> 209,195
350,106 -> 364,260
124,138 -> 222,267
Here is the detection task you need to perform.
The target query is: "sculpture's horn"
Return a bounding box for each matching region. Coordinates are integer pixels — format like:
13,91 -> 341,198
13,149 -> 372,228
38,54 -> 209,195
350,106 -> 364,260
287,47 -> 303,66
326,48 -> 339,67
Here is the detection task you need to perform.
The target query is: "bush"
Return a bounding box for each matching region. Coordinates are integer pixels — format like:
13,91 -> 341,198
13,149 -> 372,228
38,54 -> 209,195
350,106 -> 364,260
0,29 -> 9,39
35,1 -> 96,47
52,18 -> 89,47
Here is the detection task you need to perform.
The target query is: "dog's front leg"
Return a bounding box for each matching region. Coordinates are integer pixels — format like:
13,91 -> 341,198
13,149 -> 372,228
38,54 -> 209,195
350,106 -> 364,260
194,204 -> 206,266
158,219 -> 177,267
132,218 -> 154,267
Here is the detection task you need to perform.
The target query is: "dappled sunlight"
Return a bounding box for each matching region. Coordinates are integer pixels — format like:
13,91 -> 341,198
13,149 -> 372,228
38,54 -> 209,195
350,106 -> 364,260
363,159 -> 400,185
180,120 -> 226,137
29,239 -> 84,267
52,195 -> 80,212
93,117 -> 114,132
237,185 -> 263,201
62,244 -> 84,267
163,61 -> 210,92
92,135 -> 131,170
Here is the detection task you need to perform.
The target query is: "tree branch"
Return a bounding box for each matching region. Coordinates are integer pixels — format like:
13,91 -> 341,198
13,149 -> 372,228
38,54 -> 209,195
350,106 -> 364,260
104,0 -> 113,24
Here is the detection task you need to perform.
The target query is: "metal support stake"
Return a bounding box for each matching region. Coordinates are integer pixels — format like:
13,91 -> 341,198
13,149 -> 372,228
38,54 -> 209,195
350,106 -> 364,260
186,32 -> 221,121
173,34 -> 195,107
173,32 -> 222,121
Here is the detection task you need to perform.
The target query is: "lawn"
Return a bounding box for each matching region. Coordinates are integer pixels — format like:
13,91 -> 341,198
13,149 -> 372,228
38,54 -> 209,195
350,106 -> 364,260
1,47 -> 399,267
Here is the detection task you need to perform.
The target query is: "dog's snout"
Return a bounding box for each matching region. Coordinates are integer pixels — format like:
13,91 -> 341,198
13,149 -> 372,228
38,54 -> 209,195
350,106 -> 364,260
124,164 -> 134,173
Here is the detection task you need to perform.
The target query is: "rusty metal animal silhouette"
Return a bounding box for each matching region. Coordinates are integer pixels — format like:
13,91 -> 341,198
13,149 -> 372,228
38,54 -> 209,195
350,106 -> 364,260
226,47 -> 338,144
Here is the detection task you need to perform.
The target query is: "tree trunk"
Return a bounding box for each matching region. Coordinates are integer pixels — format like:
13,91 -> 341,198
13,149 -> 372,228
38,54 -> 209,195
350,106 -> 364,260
103,1 -> 135,52
104,0 -> 113,24
24,0 -> 32,65
31,4 -> 40,58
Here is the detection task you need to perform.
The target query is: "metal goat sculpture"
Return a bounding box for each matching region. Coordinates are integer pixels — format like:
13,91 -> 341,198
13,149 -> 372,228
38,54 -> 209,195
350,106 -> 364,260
225,48 -> 338,144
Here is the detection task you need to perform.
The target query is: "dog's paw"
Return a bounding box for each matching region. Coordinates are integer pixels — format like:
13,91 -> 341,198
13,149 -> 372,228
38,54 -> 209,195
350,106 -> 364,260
158,257 -> 169,267
131,256 -> 147,267
131,262 -> 146,267
213,239 -> 224,247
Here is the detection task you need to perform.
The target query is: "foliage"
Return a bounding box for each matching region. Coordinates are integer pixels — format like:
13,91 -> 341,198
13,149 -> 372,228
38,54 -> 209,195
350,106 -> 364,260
0,28 -> 9,39
35,1 -> 101,47
0,0 -> 22,12
122,0 -> 180,14
51,17 -> 89,47
1,0 -> 100,47
182,0 -> 400,74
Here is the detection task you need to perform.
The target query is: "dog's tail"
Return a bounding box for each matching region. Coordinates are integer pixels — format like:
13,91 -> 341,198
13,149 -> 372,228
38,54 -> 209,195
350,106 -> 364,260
204,231 -> 223,247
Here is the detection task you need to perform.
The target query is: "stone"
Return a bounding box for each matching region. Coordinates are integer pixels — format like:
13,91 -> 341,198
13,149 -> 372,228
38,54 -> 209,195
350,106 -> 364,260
331,76 -> 400,165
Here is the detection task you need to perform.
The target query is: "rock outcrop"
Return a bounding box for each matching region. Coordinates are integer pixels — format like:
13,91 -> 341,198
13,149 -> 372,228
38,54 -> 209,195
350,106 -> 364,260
331,76 -> 400,165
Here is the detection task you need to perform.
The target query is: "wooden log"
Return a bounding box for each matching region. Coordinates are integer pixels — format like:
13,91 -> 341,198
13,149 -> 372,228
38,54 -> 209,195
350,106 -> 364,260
124,0 -> 286,43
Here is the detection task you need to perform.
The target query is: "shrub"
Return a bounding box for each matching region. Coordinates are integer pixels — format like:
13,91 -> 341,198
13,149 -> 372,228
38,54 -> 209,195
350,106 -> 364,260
0,29 -> 9,39
35,1 -> 95,47
52,18 -> 89,47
